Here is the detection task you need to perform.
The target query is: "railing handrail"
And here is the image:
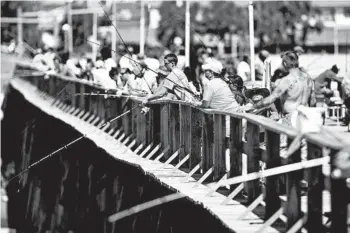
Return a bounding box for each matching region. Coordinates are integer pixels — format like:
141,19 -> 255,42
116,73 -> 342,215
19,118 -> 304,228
14,59 -> 349,151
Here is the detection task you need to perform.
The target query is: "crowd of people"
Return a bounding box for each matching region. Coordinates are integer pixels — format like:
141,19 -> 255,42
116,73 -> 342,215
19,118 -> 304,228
29,43 -> 350,129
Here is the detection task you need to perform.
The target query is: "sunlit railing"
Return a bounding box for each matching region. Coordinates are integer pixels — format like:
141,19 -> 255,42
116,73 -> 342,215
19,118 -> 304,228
14,60 -> 350,233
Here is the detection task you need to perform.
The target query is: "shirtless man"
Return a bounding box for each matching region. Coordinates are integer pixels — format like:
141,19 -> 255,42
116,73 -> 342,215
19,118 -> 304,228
250,51 -> 316,124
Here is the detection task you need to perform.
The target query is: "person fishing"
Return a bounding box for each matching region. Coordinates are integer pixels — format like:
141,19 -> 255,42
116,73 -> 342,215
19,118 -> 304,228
142,53 -> 195,104
314,65 -> 342,105
248,50 -> 315,126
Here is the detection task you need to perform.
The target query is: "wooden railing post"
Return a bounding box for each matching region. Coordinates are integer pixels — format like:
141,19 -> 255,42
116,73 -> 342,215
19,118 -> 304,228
131,100 -> 139,141
160,103 -> 171,157
245,122 -> 261,203
264,130 -> 281,220
213,114 -> 226,181
286,137 -> 302,230
71,83 -> 77,107
179,105 -> 192,164
330,149 -> 348,233
170,103 -> 180,160
48,77 -> 55,96
145,105 -> 154,146
79,83 -> 85,110
190,108 -> 202,169
135,101 -> 143,145
121,98 -> 132,137
202,113 -> 214,173
305,142 -> 324,233
229,117 -> 243,179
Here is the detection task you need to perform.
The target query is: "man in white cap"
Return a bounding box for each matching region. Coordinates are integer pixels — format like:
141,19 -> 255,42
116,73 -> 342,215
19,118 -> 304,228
194,59 -> 240,112
92,60 -> 117,89
136,57 -> 159,94
115,56 -> 138,95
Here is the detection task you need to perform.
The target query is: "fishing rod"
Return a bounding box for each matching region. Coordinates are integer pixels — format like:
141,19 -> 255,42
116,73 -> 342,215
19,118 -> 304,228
86,39 -> 199,101
7,104 -> 142,185
98,2 -> 153,94
95,2 -> 203,100
346,32 -> 348,74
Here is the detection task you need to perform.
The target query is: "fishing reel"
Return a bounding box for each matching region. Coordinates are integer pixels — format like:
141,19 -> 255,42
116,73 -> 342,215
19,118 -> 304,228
141,106 -> 150,115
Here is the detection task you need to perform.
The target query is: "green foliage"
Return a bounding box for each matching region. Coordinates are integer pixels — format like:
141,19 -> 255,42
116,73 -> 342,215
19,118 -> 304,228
157,1 -> 324,49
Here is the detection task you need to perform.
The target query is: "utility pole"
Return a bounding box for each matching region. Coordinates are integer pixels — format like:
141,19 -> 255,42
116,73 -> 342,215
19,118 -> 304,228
140,0 -> 145,56
112,1 -> 117,60
248,1 -> 255,81
185,0 -> 190,67
92,12 -> 98,61
17,7 -> 23,54
67,2 -> 73,56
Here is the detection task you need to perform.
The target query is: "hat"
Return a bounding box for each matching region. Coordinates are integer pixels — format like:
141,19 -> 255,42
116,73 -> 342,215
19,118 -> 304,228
331,65 -> 339,73
119,56 -> 134,71
293,46 -> 305,54
202,59 -> 223,74
95,60 -> 104,69
259,50 -> 270,59
144,58 -> 160,71
245,88 -> 270,100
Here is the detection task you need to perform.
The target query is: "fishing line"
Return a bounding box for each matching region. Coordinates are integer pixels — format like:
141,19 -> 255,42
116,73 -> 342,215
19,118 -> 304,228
7,104 -> 142,185
98,1 -> 153,94
86,39 -> 198,100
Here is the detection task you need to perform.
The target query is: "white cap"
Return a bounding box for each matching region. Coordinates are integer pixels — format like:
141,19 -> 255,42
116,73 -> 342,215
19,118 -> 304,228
119,56 -> 134,71
202,58 -> 223,74
95,60 -> 105,69
144,58 -> 160,71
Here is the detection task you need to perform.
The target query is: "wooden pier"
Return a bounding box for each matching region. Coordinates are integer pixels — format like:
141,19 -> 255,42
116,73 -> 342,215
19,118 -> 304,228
5,59 -> 350,232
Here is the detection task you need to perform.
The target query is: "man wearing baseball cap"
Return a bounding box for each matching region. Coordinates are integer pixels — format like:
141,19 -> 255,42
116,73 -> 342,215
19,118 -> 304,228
194,59 -> 240,112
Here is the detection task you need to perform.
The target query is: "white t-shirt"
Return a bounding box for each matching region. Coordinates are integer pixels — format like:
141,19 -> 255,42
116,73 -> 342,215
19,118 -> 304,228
136,70 -> 158,94
203,78 -> 239,112
237,61 -> 251,82
104,58 -> 117,72
92,68 -> 117,89
163,67 -> 194,101
177,55 -> 186,70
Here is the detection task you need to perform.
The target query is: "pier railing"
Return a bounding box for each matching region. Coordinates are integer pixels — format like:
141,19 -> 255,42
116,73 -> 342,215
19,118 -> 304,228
14,61 -> 349,233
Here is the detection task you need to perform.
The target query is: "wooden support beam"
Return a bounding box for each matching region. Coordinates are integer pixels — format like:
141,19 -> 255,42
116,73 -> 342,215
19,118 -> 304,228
305,143 -> 324,233
202,114 -> 214,173
286,137 -> 302,230
213,114 -> 226,181
265,130 -> 281,220
245,122 -> 261,203
190,108 -> 202,169
229,117 -> 243,180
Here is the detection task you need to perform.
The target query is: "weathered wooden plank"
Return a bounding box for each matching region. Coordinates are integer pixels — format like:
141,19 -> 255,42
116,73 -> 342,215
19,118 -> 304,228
79,83 -> 85,109
202,113 -> 214,173
121,98 -> 132,137
229,117 -> 243,179
179,105 -> 191,165
286,137 -> 302,231
264,130 -> 281,220
190,108 -> 202,169
330,149 -> 348,233
213,114 -> 226,181
170,103 -> 180,160
160,103 -> 171,160
305,142 -> 324,233
245,122 -> 261,203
